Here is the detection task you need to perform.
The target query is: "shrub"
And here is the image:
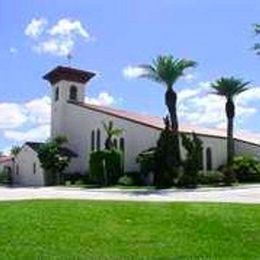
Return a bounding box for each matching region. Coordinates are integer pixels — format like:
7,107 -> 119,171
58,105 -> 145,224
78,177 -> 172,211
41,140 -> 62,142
105,149 -> 122,184
232,156 -> 260,183
198,171 -> 224,185
63,172 -> 84,185
0,169 -> 10,184
89,149 -> 123,186
222,166 -> 237,185
136,148 -> 155,176
118,175 -> 134,186
125,171 -> 143,186
153,117 -> 181,188
38,135 -> 71,185
178,133 -> 203,188
89,151 -> 105,184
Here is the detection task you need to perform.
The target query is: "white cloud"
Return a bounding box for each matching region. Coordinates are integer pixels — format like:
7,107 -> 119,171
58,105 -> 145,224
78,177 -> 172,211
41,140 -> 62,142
25,18 -> 47,39
4,124 -> 50,142
0,103 -> 27,129
25,96 -> 51,125
2,146 -> 12,156
179,82 -> 260,129
1,91 -> 118,144
178,88 -> 201,103
35,37 -> 74,57
0,96 -> 50,142
25,17 -> 91,56
122,66 -> 147,79
236,87 -> 260,105
183,73 -> 196,83
9,47 -> 18,54
85,92 -> 116,106
48,18 -> 89,39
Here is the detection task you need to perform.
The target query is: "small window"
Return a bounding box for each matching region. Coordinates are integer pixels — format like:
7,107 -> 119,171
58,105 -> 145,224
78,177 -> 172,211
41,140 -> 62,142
55,87 -> 59,101
119,138 -> 125,152
113,139 -> 118,149
91,130 -> 95,151
206,147 -> 212,171
16,164 -> 19,175
33,163 -> 36,174
96,129 -> 101,151
69,86 -> 78,101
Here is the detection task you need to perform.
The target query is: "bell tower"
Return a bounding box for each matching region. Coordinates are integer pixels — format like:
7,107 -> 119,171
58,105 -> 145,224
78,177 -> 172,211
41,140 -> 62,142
43,66 -> 95,138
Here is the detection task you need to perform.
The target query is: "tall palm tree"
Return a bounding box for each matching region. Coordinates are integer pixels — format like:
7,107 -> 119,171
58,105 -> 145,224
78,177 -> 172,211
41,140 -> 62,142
139,55 -> 197,167
211,77 -> 250,165
102,120 -> 123,150
139,55 -> 197,132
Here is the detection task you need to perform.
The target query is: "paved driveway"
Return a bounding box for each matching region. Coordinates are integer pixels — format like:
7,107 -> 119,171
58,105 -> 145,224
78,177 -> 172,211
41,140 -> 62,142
0,185 -> 259,204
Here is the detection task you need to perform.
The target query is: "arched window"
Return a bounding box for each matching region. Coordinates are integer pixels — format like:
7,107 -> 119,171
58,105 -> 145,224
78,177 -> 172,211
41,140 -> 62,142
119,137 -> 125,152
206,147 -> 212,171
113,139 -> 118,149
16,164 -> 19,175
55,87 -> 59,101
199,147 -> 203,170
91,130 -> 95,151
96,129 -> 101,151
33,162 -> 36,174
69,85 -> 78,101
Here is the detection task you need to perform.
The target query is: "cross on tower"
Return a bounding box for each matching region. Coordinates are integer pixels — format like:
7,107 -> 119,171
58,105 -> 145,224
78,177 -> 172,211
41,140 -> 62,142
67,53 -> 73,67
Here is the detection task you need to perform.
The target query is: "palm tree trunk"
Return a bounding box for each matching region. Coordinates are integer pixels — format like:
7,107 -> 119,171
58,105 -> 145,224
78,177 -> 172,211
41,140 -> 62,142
227,118 -> 234,166
165,88 -> 178,132
226,99 -> 235,166
165,88 -> 181,166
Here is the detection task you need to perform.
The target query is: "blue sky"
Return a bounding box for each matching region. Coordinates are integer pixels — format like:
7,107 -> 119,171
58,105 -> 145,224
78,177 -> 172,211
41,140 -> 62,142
1,0 -> 260,152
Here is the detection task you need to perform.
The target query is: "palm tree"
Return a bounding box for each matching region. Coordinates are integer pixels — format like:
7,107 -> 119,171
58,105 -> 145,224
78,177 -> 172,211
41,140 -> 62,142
211,77 -> 250,166
10,146 -> 21,157
102,120 -> 123,150
139,55 -> 197,132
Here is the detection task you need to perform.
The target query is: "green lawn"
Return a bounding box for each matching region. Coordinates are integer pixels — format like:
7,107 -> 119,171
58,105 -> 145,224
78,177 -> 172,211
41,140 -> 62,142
0,200 -> 259,259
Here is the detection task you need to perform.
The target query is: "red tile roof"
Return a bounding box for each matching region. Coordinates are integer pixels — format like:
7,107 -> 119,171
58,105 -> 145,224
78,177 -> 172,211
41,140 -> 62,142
0,156 -> 13,163
70,101 -> 260,146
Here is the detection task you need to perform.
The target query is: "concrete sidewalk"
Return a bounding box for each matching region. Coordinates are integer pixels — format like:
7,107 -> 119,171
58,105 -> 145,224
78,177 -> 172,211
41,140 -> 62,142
0,184 -> 259,204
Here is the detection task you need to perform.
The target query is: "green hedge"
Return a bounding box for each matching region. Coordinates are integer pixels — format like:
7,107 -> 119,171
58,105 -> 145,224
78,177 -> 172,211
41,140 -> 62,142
89,149 -> 123,186
0,169 -> 11,185
233,156 -> 260,183
198,171 -> 224,185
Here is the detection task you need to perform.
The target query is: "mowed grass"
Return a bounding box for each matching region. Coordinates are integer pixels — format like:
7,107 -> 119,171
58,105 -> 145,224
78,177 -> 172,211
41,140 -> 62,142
0,200 -> 259,259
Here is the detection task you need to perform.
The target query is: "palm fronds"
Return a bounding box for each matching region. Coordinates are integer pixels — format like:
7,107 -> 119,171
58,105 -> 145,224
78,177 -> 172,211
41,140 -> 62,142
139,55 -> 197,88
211,77 -> 250,99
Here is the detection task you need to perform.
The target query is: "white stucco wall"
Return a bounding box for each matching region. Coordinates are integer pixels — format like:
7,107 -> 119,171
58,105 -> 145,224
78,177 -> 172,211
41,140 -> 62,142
235,140 -> 260,159
61,103 -> 160,173
12,145 -> 44,186
51,80 -> 85,137
54,101 -> 229,174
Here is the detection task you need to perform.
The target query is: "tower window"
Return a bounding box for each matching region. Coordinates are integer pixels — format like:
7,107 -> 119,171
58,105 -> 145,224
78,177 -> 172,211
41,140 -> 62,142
206,147 -> 212,171
69,86 -> 78,101
96,129 -> 101,151
55,87 -> 59,101
91,130 -> 95,151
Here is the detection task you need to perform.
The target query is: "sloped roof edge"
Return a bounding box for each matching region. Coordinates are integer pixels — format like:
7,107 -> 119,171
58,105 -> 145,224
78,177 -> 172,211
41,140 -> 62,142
69,101 -> 260,147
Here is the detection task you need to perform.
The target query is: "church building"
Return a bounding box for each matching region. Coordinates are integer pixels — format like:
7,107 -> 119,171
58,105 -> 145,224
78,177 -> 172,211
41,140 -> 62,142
11,66 -> 260,186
